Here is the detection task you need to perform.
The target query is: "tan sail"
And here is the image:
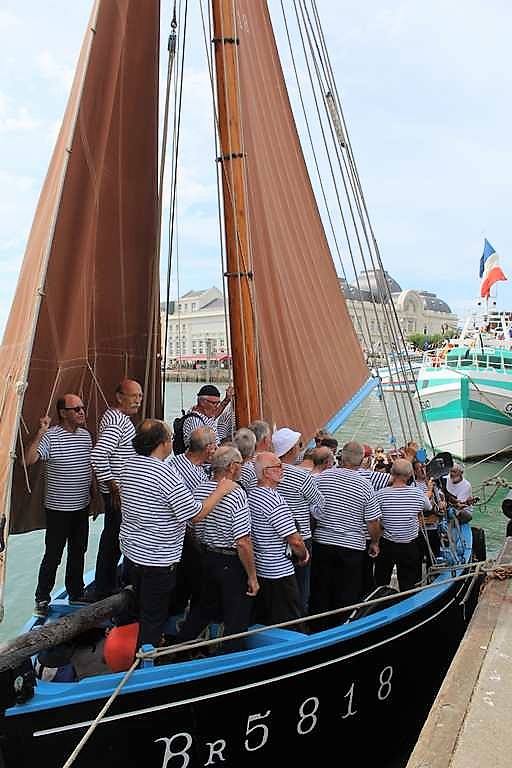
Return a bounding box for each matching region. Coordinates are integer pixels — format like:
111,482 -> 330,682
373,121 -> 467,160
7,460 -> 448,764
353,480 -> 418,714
0,0 -> 161,610
222,0 -> 369,440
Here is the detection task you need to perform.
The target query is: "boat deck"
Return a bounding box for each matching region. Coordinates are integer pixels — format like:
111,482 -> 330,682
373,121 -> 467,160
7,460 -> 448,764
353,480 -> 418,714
406,537 -> 512,768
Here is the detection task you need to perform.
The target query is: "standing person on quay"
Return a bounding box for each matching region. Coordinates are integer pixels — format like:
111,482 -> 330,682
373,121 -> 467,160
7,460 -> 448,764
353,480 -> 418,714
89,379 -> 142,601
120,420 -> 237,647
26,394 -> 92,617
374,459 -> 433,592
311,441 -> 382,629
273,427 -> 325,616
249,452 -> 309,627
176,446 -> 259,653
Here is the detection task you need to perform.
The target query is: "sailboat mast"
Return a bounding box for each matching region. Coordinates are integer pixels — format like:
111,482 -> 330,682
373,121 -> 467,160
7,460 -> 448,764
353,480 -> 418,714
211,0 -> 261,426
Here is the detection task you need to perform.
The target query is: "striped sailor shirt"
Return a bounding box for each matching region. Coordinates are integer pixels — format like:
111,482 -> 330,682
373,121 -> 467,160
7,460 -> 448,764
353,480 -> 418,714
358,466 -> 391,491
119,456 -> 202,567
314,467 -> 381,550
192,480 -> 250,549
239,460 -> 258,494
37,426 -> 92,511
278,463 -> 324,540
182,411 -> 218,448
248,487 -> 297,579
376,485 -> 432,544
91,408 -> 136,493
216,401 -> 235,442
168,452 -> 209,492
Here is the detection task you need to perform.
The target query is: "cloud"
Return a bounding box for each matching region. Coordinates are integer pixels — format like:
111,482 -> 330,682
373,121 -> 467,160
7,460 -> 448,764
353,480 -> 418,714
0,10 -> 19,32
0,92 -> 39,133
36,50 -> 74,91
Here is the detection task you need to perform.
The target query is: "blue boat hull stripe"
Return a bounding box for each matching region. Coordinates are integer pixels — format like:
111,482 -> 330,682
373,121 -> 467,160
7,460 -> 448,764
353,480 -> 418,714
33,594 -> 456,738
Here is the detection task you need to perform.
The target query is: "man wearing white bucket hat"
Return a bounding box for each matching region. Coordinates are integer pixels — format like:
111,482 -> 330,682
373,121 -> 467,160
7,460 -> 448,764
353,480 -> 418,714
272,428 -> 325,616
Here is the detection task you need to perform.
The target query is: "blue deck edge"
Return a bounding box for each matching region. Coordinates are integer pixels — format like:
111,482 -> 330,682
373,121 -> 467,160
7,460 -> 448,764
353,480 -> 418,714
323,376 -> 379,435
7,524 -> 473,717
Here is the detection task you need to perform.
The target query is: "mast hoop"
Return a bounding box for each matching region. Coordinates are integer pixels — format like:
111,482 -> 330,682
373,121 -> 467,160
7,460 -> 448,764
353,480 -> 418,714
223,270 -> 253,279
212,36 -> 239,45
216,152 -> 244,162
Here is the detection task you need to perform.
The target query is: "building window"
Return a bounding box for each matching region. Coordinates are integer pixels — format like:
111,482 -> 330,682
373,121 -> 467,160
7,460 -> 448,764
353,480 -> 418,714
192,303 -> 197,312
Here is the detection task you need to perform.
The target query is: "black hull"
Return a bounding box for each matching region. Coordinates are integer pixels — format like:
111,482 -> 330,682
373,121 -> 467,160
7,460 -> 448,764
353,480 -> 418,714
1,577 -> 477,768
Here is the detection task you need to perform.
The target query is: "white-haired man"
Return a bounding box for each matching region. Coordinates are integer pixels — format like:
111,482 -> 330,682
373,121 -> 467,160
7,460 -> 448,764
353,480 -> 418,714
176,446 -> 258,652
249,452 -> 308,627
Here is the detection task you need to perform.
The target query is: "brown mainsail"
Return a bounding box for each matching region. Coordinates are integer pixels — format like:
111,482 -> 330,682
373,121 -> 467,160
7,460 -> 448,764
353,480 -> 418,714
215,0 -> 369,441
0,0 -> 161,611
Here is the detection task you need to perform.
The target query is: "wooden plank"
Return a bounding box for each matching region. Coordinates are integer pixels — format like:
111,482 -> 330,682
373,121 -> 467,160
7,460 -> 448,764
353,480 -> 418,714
407,538 -> 512,768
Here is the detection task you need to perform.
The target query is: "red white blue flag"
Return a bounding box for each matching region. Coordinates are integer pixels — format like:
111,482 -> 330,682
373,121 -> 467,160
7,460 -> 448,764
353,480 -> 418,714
480,239 -> 507,298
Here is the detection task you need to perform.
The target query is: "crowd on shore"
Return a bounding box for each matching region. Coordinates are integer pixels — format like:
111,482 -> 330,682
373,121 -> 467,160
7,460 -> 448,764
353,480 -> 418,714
27,379 -> 477,666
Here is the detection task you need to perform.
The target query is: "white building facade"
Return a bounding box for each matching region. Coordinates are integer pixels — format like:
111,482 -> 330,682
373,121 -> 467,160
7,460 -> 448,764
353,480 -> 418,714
161,274 -> 457,363
161,287 -> 229,363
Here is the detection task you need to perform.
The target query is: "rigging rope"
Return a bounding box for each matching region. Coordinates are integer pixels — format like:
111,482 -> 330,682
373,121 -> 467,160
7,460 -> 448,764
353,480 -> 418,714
285,0 -> 415,447
299,0 -> 427,448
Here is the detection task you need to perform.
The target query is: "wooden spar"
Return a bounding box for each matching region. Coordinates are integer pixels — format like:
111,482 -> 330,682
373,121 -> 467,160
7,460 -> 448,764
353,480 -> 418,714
0,590 -> 133,673
211,0 -> 261,427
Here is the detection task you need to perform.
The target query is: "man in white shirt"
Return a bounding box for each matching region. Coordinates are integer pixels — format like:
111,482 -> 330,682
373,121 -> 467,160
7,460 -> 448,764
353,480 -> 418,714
445,463 -> 473,522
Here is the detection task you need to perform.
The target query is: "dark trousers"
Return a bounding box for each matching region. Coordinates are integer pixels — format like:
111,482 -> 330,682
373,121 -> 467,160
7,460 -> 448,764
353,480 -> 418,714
168,530 -> 204,615
375,537 -> 422,592
255,574 -> 302,628
35,507 -> 89,602
362,540 -> 376,597
94,492 -> 121,598
177,551 -> 252,652
309,541 -> 364,630
122,557 -> 177,647
294,537 -> 312,616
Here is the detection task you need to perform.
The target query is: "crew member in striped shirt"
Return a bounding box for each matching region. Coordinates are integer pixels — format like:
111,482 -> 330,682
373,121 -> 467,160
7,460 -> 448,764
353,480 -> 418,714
248,419 -> 273,453
311,441 -> 382,629
311,446 -> 335,475
273,427 -> 325,616
26,394 -> 92,617
120,420 -> 237,647
89,379 -> 142,600
175,446 -> 259,652
234,427 -> 258,494
374,459 -> 432,592
167,427 -> 217,614
249,452 -> 308,627
182,384 -> 234,448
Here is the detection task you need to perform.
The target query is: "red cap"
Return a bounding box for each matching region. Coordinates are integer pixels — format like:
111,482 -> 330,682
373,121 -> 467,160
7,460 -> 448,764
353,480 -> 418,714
103,623 -> 139,672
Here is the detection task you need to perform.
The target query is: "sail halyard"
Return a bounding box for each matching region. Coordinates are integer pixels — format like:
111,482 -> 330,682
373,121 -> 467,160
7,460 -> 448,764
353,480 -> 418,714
0,0 -> 162,620
211,0 -> 262,427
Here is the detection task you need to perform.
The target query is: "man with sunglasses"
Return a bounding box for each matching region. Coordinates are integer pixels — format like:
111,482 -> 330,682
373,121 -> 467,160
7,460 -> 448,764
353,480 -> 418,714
26,394 -> 92,617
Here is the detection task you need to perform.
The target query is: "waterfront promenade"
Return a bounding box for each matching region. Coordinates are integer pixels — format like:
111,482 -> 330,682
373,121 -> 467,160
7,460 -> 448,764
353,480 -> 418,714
407,537 -> 512,768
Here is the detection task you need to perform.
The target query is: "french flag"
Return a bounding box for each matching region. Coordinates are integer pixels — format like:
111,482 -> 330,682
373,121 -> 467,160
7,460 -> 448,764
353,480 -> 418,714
480,239 -> 507,298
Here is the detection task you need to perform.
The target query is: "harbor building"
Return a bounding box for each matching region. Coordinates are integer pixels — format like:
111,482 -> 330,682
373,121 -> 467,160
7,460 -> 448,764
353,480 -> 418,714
161,273 -> 457,364
160,287 -> 229,365
339,269 -> 458,354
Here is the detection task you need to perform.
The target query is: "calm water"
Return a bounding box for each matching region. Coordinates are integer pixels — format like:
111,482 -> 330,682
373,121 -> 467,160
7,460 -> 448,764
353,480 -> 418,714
1,383 -> 510,642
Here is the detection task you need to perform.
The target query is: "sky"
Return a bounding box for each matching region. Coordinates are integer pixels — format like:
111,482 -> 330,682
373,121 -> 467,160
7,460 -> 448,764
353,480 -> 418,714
0,0 -> 512,336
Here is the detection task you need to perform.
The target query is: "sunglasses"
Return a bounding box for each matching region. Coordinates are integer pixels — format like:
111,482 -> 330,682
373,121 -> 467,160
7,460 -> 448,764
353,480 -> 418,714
62,406 -> 85,413
264,463 -> 283,470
